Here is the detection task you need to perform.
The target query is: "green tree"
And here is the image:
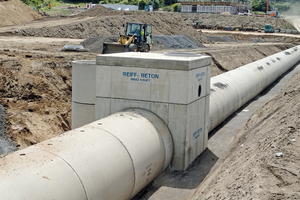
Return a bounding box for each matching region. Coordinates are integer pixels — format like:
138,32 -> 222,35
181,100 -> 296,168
21,0 -> 43,7
275,2 -> 290,12
252,0 -> 259,10
164,0 -> 176,6
138,0 -> 146,9
252,0 -> 269,12
158,0 -> 164,7
146,0 -> 159,9
172,3 -> 180,12
129,0 -> 138,4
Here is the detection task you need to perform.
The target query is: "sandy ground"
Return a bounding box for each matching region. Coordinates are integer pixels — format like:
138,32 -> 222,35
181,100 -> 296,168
0,1 -> 300,199
0,0 -> 42,26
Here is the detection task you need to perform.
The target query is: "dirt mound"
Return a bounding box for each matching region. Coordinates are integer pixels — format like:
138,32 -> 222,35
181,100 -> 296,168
78,4 -> 117,17
6,5 -> 211,44
0,0 -> 43,26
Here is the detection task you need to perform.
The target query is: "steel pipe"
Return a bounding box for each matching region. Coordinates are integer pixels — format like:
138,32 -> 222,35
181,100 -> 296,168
0,109 -> 173,200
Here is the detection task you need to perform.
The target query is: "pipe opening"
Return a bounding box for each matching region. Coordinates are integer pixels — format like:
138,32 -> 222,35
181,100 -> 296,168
198,85 -> 202,97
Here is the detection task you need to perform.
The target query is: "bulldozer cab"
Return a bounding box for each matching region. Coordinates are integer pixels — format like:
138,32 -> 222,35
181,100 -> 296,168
125,23 -> 152,44
102,22 -> 152,54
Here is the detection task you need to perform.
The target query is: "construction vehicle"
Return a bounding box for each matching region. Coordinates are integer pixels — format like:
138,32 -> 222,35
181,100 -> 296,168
102,22 -> 152,54
193,21 -> 201,29
264,24 -> 274,33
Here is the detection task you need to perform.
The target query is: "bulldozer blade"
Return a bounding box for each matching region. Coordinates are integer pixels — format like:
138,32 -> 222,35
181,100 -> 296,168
102,43 -> 128,54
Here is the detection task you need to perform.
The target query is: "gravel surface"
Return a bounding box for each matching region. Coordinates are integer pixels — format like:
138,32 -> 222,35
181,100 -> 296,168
205,35 -> 237,43
154,35 -> 205,49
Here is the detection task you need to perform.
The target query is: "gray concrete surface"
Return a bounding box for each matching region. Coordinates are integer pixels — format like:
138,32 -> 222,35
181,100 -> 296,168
133,63 -> 300,200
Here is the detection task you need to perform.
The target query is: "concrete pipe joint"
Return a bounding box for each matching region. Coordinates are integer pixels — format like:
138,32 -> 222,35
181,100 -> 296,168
0,109 -> 173,200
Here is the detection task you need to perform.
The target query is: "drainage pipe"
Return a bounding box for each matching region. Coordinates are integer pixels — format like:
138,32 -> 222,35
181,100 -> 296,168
0,109 -> 173,200
208,45 -> 300,131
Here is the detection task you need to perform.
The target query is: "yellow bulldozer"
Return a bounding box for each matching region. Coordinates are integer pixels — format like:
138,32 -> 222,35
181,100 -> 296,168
102,22 -> 152,54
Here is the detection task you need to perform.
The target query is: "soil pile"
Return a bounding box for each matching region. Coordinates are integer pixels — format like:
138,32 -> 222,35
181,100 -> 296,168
0,0 -> 43,26
193,70 -> 300,199
78,4 -> 117,17
8,5 -> 212,44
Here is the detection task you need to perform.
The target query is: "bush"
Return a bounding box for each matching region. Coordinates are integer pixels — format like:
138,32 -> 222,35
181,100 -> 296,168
275,2 -> 290,12
160,5 -> 171,11
138,0 -> 146,9
146,0 -> 159,9
253,11 -> 266,15
172,3 -> 180,12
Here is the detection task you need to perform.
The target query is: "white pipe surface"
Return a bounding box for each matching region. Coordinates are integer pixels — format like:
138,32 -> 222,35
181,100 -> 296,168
0,109 -> 173,200
209,45 -> 300,131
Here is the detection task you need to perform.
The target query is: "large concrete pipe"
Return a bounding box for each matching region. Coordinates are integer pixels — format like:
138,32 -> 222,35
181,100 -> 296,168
0,109 -> 173,200
208,45 -> 300,131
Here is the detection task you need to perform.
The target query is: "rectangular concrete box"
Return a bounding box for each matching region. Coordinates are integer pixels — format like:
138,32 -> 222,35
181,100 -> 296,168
72,52 -> 211,171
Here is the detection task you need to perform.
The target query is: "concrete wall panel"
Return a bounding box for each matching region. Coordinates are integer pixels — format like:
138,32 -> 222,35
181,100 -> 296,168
111,67 -> 151,101
96,65 -> 111,98
169,70 -> 188,104
72,102 -> 95,129
188,67 -> 208,102
95,98 -> 111,120
72,60 -> 96,104
110,99 -> 151,114
151,68 -> 170,102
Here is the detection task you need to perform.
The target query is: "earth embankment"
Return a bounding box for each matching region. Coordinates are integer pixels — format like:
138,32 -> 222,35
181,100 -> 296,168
0,0 -> 42,26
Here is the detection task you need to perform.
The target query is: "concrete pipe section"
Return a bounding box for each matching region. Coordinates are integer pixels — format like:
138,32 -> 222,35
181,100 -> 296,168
209,45 -> 300,131
0,109 -> 173,200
